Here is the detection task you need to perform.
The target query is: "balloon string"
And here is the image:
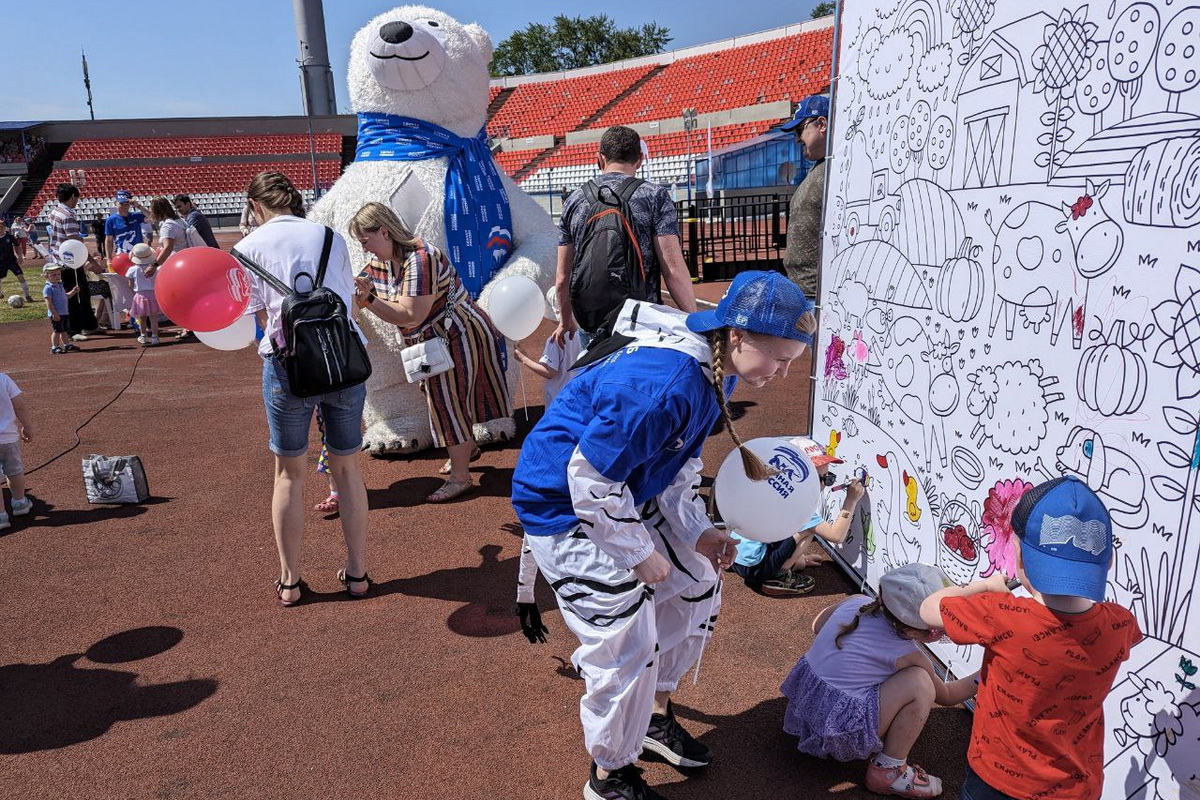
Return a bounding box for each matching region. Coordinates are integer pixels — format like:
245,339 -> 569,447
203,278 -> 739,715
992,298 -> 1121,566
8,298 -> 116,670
518,360 -> 530,422
692,571 -> 722,686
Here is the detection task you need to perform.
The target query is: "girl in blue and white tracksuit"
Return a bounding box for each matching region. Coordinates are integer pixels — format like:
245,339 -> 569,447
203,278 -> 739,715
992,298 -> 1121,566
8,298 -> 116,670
511,271 -> 815,800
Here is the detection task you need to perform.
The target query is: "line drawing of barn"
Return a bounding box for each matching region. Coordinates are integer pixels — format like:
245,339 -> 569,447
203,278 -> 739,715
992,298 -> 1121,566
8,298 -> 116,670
951,12 -> 1056,189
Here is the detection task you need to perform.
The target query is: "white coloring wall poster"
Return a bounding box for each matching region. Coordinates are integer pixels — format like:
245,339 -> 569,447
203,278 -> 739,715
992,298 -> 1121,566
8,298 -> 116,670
815,1 -> 1200,797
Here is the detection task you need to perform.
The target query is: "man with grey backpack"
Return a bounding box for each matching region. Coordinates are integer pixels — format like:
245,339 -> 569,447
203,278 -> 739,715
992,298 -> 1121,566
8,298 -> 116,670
553,126 -> 697,349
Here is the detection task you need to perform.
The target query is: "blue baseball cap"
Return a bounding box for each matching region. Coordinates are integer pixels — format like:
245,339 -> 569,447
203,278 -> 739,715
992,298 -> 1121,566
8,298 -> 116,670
115,190 -> 132,203
686,270 -> 815,344
1012,476 -> 1113,601
780,95 -> 830,132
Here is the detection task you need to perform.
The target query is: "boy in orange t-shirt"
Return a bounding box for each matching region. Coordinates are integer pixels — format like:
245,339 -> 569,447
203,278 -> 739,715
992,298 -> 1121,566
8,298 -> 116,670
919,476 -> 1142,800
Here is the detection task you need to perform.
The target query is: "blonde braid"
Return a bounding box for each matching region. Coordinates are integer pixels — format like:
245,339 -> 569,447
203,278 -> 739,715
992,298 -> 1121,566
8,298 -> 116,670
709,330 -> 774,481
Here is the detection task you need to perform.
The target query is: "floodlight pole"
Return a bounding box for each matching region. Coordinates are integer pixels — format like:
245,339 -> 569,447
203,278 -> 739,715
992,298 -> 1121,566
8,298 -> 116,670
82,50 -> 95,121
297,43 -> 321,203
682,108 -> 697,205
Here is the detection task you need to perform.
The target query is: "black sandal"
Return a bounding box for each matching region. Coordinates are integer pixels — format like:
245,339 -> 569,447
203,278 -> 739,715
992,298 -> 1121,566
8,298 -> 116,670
274,578 -> 303,607
337,569 -> 371,599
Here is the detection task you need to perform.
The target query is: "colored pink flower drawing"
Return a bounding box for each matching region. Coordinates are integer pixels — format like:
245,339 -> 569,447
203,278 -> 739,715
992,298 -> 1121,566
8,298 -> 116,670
825,335 -> 849,381
980,479 -> 1034,578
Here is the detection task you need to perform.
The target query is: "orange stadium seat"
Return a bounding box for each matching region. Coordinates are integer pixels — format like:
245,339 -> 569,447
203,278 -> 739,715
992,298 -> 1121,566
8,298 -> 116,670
593,28 -> 832,127
61,134 -> 341,161
486,65 -> 655,140
30,159 -> 341,222
491,148 -> 545,177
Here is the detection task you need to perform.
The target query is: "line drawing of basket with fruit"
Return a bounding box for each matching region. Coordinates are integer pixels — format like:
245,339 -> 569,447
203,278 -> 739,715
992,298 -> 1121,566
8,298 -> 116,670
937,493 -> 982,584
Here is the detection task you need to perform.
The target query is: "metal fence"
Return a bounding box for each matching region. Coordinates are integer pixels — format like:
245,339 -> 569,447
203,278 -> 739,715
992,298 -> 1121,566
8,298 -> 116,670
676,193 -> 791,282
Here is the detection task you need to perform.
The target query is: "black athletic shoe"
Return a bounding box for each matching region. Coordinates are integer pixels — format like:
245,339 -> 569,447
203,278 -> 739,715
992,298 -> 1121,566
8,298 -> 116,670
584,763 -> 665,800
642,701 -> 713,768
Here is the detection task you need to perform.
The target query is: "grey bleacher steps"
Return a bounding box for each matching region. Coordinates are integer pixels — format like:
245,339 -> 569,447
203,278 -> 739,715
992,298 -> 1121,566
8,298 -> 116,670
10,142 -> 69,217
575,64 -> 667,133
487,86 -> 516,119
511,65 -> 668,183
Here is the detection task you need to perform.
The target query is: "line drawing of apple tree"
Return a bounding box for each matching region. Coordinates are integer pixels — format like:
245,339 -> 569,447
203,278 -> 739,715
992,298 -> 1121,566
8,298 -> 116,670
1031,6 -> 1099,180
846,2 -> 963,179
1107,2 -> 1160,118
1075,39 -> 1118,133
1156,6 -> 1200,113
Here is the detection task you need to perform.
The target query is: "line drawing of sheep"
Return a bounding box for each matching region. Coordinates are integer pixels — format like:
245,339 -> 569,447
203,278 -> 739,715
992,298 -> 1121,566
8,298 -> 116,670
965,359 -> 1065,455
1113,672 -> 1200,800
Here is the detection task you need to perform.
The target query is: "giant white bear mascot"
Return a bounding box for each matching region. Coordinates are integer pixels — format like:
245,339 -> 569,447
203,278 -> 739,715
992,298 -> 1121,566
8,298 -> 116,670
311,5 -> 558,454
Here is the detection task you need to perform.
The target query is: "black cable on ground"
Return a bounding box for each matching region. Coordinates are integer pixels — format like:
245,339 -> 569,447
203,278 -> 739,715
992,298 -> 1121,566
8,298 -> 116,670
25,345 -> 150,476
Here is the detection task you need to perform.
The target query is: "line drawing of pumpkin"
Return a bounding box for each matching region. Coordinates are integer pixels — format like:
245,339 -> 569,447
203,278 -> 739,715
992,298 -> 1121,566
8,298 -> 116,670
936,236 -> 987,322
1076,319 -> 1149,416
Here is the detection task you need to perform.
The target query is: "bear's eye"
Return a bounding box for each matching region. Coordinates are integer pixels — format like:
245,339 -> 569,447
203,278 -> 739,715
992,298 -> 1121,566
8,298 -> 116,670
427,20 -> 439,27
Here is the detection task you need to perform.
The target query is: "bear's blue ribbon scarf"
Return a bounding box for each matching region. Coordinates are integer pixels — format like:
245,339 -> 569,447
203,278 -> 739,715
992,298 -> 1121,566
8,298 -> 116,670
354,112 -> 513,299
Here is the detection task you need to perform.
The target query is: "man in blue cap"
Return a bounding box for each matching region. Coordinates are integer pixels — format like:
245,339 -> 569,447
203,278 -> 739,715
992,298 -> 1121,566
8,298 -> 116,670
103,190 -> 148,270
779,94 -> 829,299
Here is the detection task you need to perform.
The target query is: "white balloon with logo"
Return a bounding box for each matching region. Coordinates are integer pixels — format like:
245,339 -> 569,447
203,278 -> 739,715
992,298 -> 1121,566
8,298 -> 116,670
195,314 -> 257,351
713,436 -> 822,543
59,239 -> 90,270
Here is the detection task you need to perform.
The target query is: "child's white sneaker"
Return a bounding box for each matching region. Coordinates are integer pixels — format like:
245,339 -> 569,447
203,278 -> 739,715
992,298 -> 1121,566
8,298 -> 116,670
865,761 -> 943,798
137,335 -> 148,345
0,512 -> 9,531
10,497 -> 32,516
150,336 -> 160,345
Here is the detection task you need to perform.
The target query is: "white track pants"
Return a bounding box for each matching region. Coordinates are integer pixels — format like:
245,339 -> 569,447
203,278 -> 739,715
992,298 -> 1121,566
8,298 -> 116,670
526,499 -> 720,770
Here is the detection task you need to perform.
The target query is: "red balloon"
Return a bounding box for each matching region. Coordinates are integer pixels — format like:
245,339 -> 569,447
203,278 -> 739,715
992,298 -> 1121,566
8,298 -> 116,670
110,252 -> 133,273
156,247 -> 253,332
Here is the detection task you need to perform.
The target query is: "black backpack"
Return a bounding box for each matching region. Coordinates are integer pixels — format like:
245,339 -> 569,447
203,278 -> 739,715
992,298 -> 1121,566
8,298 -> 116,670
569,177 -> 650,334
232,227 -> 371,398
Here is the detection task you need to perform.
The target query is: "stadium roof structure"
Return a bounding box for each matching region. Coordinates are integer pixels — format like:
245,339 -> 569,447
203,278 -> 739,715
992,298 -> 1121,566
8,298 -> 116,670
0,121 -> 44,131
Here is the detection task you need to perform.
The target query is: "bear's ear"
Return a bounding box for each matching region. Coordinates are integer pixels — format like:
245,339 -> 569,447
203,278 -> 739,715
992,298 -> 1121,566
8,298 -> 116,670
464,23 -> 494,63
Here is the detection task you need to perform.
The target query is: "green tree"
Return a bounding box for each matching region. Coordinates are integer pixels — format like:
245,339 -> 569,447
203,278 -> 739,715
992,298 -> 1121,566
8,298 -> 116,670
811,2 -> 836,18
491,14 -> 672,77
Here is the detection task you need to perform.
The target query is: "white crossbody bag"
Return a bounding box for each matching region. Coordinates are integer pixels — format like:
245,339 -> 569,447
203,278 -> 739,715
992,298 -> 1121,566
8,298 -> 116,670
400,290 -> 457,383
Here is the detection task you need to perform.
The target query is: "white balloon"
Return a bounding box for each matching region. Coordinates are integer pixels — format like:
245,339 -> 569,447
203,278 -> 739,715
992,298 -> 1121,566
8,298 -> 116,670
486,275 -> 545,341
713,436 -> 822,543
59,239 -> 89,270
195,314 -> 257,351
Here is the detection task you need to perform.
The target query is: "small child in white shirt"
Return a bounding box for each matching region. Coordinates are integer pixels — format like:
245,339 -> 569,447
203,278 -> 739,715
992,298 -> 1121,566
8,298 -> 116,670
513,330 -> 584,408
124,243 -> 160,345
0,372 -> 34,530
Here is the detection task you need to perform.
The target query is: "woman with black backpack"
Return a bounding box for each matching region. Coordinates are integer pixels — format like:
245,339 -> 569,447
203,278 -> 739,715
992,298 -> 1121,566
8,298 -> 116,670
239,171 -> 372,606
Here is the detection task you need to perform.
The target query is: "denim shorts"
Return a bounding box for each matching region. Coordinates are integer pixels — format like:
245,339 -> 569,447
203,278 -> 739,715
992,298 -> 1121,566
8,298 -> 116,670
730,537 -> 797,584
261,356 -> 366,458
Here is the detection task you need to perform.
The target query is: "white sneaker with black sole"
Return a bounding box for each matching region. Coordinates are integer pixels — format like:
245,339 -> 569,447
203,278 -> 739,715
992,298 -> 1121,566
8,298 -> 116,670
641,701 -> 713,768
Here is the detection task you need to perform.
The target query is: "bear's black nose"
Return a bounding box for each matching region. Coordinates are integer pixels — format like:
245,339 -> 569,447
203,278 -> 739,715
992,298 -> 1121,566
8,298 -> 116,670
379,21 -> 414,44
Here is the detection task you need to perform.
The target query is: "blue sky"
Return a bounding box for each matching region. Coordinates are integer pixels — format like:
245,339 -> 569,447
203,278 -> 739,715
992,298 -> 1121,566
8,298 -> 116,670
5,0 -> 828,122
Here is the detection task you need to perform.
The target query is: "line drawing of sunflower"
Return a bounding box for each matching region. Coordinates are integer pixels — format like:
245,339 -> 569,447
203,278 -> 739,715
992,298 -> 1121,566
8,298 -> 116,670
1031,6 -> 1099,102
1152,263 -> 1200,400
